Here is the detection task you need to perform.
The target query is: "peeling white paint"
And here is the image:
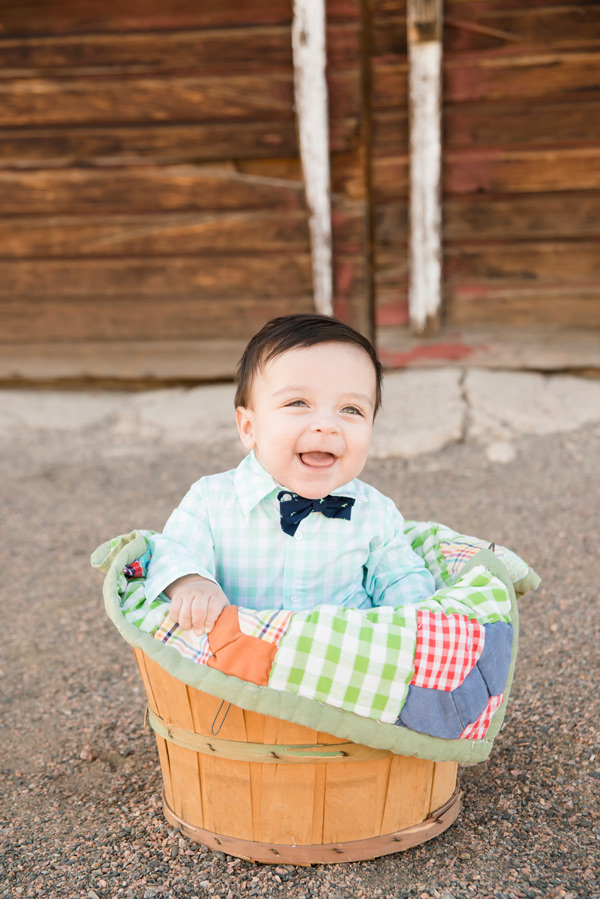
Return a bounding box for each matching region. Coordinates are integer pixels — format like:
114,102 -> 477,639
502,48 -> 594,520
292,0 -> 333,316
408,37 -> 443,333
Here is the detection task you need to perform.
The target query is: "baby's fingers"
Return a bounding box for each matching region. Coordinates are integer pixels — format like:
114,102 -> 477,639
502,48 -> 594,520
203,596 -> 227,634
191,597 -> 211,635
175,593 -> 197,631
168,592 -> 183,625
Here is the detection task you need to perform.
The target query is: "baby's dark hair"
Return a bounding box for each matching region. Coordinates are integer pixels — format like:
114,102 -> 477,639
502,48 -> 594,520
234,313 -> 383,414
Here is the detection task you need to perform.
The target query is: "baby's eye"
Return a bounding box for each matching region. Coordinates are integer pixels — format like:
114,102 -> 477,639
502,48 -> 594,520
286,399 -> 308,407
342,405 -> 363,416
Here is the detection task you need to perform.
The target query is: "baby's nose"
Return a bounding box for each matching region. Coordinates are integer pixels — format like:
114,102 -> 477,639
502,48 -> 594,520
310,413 -> 339,434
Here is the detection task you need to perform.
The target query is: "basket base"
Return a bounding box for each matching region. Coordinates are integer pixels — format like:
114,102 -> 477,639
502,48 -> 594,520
162,787 -> 462,865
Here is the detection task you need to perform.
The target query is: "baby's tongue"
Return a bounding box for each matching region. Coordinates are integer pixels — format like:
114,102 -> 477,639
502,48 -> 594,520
301,452 -> 334,467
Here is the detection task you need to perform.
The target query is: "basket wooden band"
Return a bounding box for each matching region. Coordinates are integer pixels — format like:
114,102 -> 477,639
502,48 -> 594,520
162,787 -> 463,864
147,705 -> 393,764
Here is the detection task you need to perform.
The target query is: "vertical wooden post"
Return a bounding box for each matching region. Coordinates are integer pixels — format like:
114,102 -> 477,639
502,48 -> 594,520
292,0 -> 333,317
407,0 -> 443,334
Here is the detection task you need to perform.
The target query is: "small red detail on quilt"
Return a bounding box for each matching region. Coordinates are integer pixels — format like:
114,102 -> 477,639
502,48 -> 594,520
123,561 -> 144,579
411,611 -> 484,692
460,693 -> 504,740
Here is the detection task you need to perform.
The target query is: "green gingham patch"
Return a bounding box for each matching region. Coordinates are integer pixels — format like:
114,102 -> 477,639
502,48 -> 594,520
404,520 -> 454,588
268,604 -> 419,724
418,565 -> 513,625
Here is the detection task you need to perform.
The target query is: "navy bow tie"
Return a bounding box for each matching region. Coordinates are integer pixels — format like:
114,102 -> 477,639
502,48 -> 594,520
277,490 -> 355,537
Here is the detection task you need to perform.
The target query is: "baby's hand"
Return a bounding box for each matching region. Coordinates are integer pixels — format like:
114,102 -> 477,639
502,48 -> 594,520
166,575 -> 230,635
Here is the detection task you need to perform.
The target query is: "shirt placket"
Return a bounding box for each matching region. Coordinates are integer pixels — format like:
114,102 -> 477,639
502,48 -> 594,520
281,515 -> 311,610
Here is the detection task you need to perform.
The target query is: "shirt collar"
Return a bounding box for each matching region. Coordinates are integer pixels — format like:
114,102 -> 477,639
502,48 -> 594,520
234,451 -> 281,514
234,450 -> 369,514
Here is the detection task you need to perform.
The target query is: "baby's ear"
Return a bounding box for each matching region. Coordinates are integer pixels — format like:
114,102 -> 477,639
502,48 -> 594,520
236,406 -> 255,450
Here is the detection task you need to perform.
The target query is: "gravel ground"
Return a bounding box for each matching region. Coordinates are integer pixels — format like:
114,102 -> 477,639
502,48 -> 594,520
1,420 -> 599,899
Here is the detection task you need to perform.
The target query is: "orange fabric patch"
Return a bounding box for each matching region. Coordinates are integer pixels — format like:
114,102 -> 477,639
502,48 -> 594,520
207,605 -> 277,686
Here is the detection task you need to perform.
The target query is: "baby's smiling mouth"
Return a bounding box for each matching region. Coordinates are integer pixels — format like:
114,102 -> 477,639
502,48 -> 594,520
299,451 -> 336,468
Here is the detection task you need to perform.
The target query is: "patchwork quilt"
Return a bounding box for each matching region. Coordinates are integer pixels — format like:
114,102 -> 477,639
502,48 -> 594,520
93,521 -> 540,764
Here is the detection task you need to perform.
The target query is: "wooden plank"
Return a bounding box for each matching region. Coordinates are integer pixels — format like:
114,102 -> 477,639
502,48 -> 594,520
372,6 -> 600,56
373,98 -> 600,153
375,148 -> 600,200
445,285 -> 600,329
0,166 -> 307,215
429,761 -> 458,813
322,758 -> 392,843
0,122 -> 301,167
444,241 -> 600,284
0,339 -> 248,383
133,651 -> 175,813
376,324 -> 600,371
0,23 -> 360,75
242,712 -> 265,843
381,756 -> 434,834
0,256 -> 312,300
0,212 -> 311,258
141,656 -> 204,826
445,147 -> 600,195
371,51 -> 600,107
0,294 -> 315,342
255,717 -> 319,845
375,194 -> 600,243
0,117 -> 362,167
0,207 -> 363,259
0,69 -> 360,128
372,156 -> 409,203
0,0 -> 294,34
0,0 -> 360,34
0,74 -> 295,127
187,690 -> 255,841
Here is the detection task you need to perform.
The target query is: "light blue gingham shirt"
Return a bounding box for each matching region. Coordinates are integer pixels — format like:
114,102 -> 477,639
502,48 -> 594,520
144,451 -> 435,612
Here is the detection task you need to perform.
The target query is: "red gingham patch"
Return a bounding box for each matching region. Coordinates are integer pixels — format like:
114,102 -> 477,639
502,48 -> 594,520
459,693 -> 504,740
411,610 -> 485,691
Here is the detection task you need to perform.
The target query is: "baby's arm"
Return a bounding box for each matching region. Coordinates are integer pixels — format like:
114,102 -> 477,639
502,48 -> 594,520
365,500 -> 436,607
165,573 -> 230,635
145,479 -> 225,627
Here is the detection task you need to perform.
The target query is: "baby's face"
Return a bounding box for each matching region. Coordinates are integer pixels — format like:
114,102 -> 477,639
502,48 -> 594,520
236,342 -> 377,498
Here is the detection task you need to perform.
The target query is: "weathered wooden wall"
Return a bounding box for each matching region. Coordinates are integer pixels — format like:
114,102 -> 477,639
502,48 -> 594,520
2,0 -> 598,381
372,0 -> 600,368
0,0 -> 371,382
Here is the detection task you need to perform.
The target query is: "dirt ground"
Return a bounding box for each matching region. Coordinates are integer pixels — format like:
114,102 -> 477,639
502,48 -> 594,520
1,420 -> 599,899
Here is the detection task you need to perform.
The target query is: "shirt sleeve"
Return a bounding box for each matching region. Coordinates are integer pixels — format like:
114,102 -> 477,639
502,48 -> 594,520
144,481 -> 218,603
363,497 -> 436,608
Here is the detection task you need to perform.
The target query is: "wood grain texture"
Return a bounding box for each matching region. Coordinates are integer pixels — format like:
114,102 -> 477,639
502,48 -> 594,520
0,295 -> 315,342
0,166 -> 306,215
375,194 -> 600,243
445,285 -> 600,328
0,0 -> 361,35
0,122 -> 301,167
373,99 -> 600,154
0,24 -> 360,76
372,5 -> 600,56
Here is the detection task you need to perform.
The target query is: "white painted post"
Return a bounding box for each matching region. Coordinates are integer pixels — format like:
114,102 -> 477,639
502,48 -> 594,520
292,0 -> 333,316
407,0 -> 443,333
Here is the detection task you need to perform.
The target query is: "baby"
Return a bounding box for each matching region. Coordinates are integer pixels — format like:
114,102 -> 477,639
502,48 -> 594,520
144,314 -> 435,634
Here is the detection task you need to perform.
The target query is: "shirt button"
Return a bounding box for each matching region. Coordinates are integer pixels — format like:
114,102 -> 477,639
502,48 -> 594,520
281,493 -> 292,502
295,532 -> 303,541
291,595 -> 301,606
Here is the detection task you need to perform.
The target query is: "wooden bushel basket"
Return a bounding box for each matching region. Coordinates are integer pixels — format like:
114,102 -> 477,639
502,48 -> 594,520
134,649 -> 461,864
